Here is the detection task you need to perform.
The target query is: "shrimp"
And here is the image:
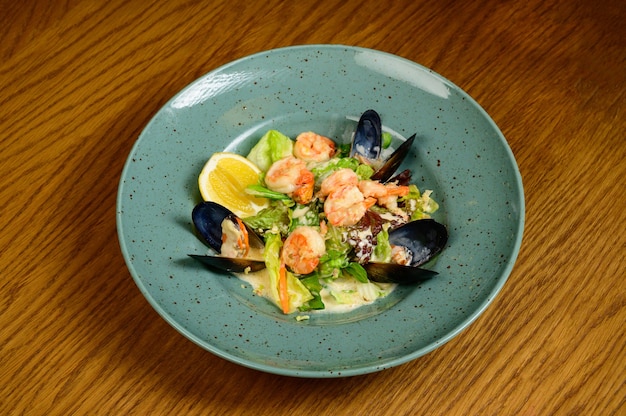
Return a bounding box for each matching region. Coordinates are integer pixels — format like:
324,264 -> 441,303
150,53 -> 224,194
358,179 -> 409,213
281,226 -> 326,274
357,180 -> 389,199
358,180 -> 410,199
318,168 -> 359,199
293,131 -> 336,163
265,156 -> 315,204
324,184 -> 376,226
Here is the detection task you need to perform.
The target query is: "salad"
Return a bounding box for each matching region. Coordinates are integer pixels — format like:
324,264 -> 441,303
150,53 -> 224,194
193,113 -> 442,315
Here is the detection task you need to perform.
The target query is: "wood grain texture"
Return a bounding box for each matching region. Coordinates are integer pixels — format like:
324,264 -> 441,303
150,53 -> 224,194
1,0 -> 624,414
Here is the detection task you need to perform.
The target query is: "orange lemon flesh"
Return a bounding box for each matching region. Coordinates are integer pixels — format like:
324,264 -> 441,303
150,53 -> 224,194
198,152 -> 269,218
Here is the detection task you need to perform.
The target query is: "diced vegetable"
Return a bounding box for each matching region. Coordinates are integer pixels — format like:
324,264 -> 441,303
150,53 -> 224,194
400,184 -> 439,220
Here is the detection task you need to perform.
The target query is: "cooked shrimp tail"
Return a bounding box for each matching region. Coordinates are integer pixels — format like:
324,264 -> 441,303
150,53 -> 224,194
265,156 -> 315,204
293,132 -> 336,163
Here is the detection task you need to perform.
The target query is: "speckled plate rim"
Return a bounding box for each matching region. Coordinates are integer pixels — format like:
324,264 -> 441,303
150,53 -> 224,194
117,44 -> 525,378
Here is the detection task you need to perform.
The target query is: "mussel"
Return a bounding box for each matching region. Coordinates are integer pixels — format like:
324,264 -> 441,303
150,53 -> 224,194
351,109 -> 416,182
189,201 -> 265,273
363,219 -> 448,284
350,109 -> 382,161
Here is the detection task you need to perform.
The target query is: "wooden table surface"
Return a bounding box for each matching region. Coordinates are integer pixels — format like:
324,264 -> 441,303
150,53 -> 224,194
2,0 -> 624,414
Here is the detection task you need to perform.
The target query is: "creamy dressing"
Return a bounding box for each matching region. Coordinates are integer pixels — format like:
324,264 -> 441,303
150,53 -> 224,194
220,218 -> 264,260
234,269 -> 396,314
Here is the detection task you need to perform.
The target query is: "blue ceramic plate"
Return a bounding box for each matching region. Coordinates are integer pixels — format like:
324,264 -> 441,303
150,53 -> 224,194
117,45 -> 524,377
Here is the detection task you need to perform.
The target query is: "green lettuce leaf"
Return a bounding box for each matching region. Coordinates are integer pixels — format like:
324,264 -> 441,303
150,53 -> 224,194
317,225 -> 352,279
246,184 -> 292,201
289,201 -> 323,232
355,163 -> 374,180
318,249 -> 349,280
400,184 -> 440,220
381,132 -> 393,149
243,202 -> 291,237
371,226 -> 392,263
342,262 -> 369,283
246,130 -> 294,172
311,157 -> 358,182
298,275 -> 325,311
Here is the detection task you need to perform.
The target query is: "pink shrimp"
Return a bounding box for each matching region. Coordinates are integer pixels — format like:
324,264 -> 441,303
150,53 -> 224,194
318,168 -> 359,199
265,156 -> 315,204
358,179 -> 409,213
281,226 -> 326,274
324,184 -> 376,227
358,180 -> 410,199
293,131 -> 336,163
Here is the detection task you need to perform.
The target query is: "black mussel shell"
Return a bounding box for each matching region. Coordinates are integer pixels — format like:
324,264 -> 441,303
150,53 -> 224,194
190,201 -> 266,274
364,219 -> 448,284
350,109 -> 382,160
364,263 -> 438,284
192,201 -> 232,252
188,254 -> 266,273
389,219 -> 448,267
191,201 -> 264,253
371,134 -> 416,182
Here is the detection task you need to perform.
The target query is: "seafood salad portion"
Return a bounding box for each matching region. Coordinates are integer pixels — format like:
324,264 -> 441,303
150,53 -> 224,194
190,110 -> 448,315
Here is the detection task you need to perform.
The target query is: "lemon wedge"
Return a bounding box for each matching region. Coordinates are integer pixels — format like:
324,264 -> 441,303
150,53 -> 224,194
198,152 -> 269,218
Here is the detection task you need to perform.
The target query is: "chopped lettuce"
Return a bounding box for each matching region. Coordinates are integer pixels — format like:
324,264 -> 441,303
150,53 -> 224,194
264,233 -> 282,304
329,288 -> 357,304
246,130 -> 294,172
419,189 -> 439,215
317,225 -> 351,279
289,201 -> 322,232
284,270 -> 314,313
342,262 -> 369,283
371,226 -> 392,263
335,142 -> 351,158
244,202 -> 291,237
381,132 -> 393,149
355,163 -> 374,180
325,276 -> 387,305
311,157 -> 359,182
299,275 -> 325,311
318,249 -> 349,280
310,157 -> 373,184
356,281 -> 388,301
400,184 -> 440,220
318,225 -> 370,283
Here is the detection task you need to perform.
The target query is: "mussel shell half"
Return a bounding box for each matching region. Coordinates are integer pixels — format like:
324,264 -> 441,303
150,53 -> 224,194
364,263 -> 438,284
370,134 -> 416,182
350,109 -> 382,160
191,201 -> 264,254
364,219 -> 448,284
188,254 -> 266,273
388,218 -> 448,267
